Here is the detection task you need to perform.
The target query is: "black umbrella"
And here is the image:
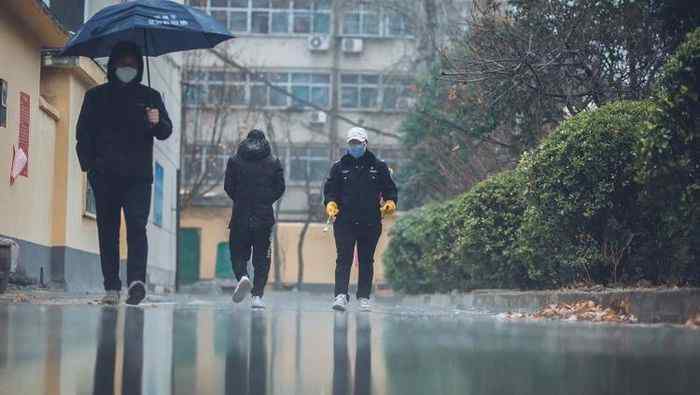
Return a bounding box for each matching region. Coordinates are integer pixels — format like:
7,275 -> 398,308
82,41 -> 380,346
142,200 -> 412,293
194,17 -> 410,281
60,0 -> 235,87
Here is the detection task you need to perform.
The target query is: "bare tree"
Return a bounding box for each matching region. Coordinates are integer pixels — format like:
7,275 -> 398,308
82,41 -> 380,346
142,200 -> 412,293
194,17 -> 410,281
180,50 -> 265,208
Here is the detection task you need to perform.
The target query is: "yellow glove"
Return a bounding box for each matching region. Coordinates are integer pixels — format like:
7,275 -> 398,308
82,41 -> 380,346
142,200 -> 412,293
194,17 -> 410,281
326,201 -> 339,218
381,200 -> 397,217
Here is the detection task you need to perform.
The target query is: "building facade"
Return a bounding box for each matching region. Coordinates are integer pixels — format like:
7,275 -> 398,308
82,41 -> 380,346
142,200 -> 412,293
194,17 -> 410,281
0,0 -> 182,292
178,0 -> 455,290
1,0 -> 106,291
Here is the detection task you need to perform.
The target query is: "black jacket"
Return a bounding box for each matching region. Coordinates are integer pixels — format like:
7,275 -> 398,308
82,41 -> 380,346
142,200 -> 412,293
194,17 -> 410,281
76,42 -> 172,183
225,136 -> 286,229
324,150 -> 398,225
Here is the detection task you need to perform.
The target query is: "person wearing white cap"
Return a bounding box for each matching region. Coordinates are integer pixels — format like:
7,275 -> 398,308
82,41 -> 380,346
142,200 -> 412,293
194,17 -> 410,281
323,127 -> 398,312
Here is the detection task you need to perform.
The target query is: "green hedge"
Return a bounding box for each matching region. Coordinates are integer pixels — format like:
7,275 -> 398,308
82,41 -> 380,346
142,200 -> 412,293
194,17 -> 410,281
517,100 -> 659,286
385,170 -> 528,292
633,27 -> 700,284
384,29 -> 700,293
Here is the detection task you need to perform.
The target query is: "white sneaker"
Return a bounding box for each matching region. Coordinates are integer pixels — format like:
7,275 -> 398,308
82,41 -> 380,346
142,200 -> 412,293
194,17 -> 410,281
251,296 -> 265,310
358,298 -> 371,312
332,294 -> 348,312
233,276 -> 252,303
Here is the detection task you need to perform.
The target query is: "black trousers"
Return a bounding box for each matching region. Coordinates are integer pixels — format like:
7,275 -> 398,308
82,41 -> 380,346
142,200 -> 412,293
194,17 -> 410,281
333,222 -> 382,299
229,224 -> 272,297
89,171 -> 151,291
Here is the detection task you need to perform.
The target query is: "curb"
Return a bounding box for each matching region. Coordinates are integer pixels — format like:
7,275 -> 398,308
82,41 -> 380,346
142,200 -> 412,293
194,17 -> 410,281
395,288 -> 700,324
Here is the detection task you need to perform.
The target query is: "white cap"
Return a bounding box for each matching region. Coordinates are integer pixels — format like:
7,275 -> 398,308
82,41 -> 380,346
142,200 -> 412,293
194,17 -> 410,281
346,127 -> 368,143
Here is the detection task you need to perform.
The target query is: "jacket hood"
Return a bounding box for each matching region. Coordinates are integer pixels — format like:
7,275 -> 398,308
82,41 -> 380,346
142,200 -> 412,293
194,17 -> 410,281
107,42 -> 144,85
237,135 -> 272,161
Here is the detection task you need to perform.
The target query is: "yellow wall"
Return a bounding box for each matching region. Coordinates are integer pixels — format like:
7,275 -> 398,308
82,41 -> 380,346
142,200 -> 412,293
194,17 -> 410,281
180,207 -> 231,280
274,219 -> 395,286
1,5 -> 105,254
41,67 -> 106,254
180,206 -> 396,286
0,9 -> 53,246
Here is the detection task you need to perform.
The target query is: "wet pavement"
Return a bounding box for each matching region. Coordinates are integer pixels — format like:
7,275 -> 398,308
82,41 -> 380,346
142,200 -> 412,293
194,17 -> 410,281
1,292 -> 699,395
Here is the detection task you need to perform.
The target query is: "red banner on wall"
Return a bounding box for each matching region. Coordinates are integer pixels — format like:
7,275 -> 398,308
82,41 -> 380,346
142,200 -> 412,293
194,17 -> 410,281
19,92 -> 30,177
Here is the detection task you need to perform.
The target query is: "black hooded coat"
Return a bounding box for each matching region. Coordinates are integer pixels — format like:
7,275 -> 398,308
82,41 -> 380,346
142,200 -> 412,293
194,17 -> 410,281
76,42 -> 172,182
224,131 -> 286,230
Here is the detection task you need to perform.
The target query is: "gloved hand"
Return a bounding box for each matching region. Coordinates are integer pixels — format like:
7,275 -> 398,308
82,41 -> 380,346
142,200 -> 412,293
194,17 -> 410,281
326,201 -> 339,218
381,200 -> 397,217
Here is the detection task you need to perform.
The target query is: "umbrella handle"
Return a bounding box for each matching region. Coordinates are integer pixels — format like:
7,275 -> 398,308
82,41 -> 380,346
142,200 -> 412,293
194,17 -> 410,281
143,29 -> 152,105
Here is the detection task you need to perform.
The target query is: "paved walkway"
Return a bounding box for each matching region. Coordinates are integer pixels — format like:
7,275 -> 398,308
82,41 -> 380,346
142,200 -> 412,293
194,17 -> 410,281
1,292 -> 699,395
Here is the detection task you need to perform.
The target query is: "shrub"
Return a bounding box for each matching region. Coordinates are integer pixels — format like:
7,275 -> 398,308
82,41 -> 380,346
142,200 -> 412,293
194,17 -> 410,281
518,101 -> 659,285
633,27 -> 700,284
384,170 -> 528,293
455,170 -> 529,289
384,200 -> 469,293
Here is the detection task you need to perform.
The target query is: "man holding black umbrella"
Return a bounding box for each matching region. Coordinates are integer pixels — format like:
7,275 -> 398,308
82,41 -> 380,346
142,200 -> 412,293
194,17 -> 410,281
76,41 -> 172,305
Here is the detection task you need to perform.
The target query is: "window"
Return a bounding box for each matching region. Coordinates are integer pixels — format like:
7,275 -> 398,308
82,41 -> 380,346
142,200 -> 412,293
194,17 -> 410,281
384,13 -> 412,37
289,147 -> 329,182
183,145 -> 205,185
382,76 -> 415,110
195,0 -> 330,35
342,5 -> 412,38
184,69 -> 330,109
18,92 -> 30,176
85,178 -> 97,217
182,144 -> 229,187
185,70 -> 248,106
154,163 -> 164,226
0,79 -> 6,128
340,73 -> 415,111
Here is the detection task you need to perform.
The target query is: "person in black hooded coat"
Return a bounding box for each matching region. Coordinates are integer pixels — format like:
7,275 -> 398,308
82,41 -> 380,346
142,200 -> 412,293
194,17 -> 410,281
225,129 -> 285,308
76,41 -> 173,305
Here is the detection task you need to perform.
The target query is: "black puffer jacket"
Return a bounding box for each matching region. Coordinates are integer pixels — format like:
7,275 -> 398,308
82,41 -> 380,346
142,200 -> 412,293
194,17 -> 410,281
76,42 -> 172,182
324,150 -> 398,225
225,132 -> 286,229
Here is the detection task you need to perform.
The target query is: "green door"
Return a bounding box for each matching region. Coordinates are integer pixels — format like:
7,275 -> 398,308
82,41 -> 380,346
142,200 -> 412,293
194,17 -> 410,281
215,242 -> 234,279
178,228 -> 200,285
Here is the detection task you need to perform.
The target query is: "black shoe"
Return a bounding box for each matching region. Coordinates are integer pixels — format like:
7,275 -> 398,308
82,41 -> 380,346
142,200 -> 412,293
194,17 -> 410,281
126,281 -> 146,306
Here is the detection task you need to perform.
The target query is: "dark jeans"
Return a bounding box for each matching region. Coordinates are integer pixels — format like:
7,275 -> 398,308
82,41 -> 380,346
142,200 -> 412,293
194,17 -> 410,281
89,171 -> 151,291
229,224 -> 272,297
333,222 -> 382,299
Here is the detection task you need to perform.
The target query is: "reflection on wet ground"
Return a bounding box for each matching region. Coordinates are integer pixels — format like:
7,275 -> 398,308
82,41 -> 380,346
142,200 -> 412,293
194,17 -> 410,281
1,293 -> 699,395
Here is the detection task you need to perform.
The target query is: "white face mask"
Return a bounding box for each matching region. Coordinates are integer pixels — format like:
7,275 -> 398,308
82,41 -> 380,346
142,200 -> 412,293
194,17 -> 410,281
115,66 -> 138,83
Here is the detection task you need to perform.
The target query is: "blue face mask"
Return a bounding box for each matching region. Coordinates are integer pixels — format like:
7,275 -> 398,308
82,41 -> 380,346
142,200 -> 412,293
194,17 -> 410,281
348,144 -> 366,159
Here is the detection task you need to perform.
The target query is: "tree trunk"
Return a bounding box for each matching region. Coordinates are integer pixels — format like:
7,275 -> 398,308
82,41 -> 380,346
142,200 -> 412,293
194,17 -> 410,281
296,217 -> 310,290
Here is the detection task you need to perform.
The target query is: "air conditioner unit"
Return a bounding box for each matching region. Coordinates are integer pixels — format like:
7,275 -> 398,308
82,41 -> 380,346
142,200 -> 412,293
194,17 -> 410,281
41,51 -> 79,68
396,97 -> 416,110
310,111 -> 327,125
342,38 -> 364,54
307,35 -> 331,52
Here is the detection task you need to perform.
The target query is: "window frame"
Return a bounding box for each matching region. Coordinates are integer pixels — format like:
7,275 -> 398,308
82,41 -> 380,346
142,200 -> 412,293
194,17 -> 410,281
339,73 -> 415,112
0,79 -> 7,128
154,162 -> 165,227
194,0 -> 331,36
284,145 -> 331,185
83,175 -> 97,220
184,68 -> 331,110
341,4 -> 413,39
